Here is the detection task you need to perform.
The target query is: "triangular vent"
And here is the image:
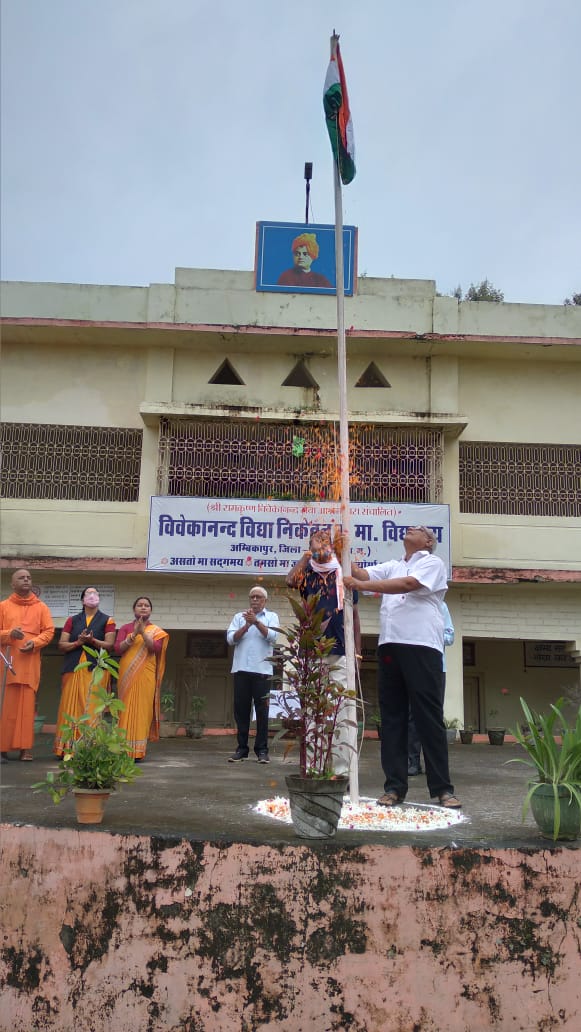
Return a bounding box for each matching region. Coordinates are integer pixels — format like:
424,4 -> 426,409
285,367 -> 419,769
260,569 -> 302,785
209,359 -> 245,385
282,360 -> 319,389
355,362 -> 391,388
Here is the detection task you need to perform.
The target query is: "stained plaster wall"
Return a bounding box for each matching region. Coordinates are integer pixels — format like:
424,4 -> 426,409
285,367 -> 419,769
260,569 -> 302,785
1,825 -> 580,1031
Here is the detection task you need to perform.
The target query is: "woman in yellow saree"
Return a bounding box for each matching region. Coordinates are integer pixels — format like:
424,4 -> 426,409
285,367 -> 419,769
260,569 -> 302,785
114,596 -> 169,760
55,587 -> 116,757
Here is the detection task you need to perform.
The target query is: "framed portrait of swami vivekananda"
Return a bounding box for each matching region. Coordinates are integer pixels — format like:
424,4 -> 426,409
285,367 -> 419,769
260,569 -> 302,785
255,220 -> 357,296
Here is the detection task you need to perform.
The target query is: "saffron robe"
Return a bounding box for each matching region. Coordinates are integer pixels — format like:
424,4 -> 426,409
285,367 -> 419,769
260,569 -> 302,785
0,592 -> 55,751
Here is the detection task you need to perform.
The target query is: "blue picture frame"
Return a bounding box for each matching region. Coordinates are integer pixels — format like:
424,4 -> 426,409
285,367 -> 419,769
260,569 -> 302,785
255,220 -> 357,296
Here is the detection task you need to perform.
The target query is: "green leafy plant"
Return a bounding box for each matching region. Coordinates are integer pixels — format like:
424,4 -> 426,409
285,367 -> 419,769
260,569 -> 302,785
487,708 -> 505,729
188,695 -> 207,722
444,717 -> 460,729
161,687 -> 176,719
270,593 -> 356,778
33,648 -> 141,803
185,694 -> 207,739
508,697 -> 581,840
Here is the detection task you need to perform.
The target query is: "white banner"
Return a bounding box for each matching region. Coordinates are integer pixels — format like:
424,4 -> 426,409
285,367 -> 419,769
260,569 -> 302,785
147,498 -> 451,576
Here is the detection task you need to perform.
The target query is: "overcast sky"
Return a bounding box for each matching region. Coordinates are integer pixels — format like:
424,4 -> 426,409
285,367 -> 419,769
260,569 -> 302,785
1,0 -> 579,305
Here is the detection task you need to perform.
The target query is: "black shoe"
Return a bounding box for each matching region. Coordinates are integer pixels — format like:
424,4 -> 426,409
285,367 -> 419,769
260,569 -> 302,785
228,749 -> 248,763
408,765 -> 423,777
256,752 -> 270,764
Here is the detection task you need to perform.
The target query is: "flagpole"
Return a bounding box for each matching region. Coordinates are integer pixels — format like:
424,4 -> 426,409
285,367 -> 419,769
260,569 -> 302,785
331,38 -> 359,806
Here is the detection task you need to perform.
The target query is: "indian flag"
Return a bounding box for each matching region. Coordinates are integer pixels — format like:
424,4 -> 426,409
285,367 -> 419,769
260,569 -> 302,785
323,39 -> 356,185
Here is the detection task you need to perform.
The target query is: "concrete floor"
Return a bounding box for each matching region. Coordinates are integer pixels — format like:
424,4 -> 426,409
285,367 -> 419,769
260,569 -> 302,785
1,731 -> 578,850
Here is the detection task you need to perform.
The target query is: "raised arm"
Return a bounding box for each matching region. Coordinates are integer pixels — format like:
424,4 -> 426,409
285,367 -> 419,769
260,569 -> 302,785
286,550 -> 311,588
345,574 -> 421,595
350,562 -> 370,581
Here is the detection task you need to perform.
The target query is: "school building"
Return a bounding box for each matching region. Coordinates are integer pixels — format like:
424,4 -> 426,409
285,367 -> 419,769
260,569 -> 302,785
1,268 -> 580,731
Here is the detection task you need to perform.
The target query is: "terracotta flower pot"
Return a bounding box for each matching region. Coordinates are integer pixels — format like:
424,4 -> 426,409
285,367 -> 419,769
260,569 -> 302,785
73,789 -> 111,824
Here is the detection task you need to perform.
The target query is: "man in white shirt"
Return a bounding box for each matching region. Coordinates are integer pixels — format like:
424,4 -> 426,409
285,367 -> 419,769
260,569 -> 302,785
408,599 -> 455,775
226,586 -> 279,764
345,526 -> 461,809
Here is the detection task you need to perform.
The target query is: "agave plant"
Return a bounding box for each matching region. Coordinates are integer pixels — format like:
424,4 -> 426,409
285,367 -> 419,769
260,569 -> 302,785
508,697 -> 581,839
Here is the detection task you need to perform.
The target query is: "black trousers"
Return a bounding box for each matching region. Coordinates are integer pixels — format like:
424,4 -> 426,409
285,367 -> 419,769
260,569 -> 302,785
408,672 -> 446,768
378,644 -> 453,799
233,672 -> 271,755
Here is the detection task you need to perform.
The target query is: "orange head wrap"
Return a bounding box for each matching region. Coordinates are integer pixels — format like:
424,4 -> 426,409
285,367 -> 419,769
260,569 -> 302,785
291,233 -> 319,260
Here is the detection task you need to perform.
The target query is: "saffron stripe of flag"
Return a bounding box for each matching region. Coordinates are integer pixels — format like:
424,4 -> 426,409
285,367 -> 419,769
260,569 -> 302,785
323,40 -> 356,185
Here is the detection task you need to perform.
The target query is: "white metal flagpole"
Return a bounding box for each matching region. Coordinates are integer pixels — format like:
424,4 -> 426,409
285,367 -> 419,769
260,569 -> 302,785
331,83 -> 359,805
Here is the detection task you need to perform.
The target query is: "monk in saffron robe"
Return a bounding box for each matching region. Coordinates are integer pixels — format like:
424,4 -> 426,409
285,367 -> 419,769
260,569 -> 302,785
115,596 -> 169,761
0,568 -> 55,761
277,232 -> 332,288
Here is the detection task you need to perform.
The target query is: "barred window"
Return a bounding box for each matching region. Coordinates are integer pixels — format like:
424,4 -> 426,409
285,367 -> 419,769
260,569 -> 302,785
459,442 -> 581,516
157,418 -> 443,503
0,423 -> 143,502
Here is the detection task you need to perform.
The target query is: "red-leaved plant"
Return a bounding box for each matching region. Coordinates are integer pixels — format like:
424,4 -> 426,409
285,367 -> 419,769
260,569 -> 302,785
271,593 -> 356,778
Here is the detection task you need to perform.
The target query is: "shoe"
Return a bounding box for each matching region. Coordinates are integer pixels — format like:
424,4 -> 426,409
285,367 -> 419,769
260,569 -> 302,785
228,749 -> 248,763
19,751 -> 33,761
256,752 -> 270,764
408,766 -> 423,777
377,791 -> 405,807
437,792 -> 462,809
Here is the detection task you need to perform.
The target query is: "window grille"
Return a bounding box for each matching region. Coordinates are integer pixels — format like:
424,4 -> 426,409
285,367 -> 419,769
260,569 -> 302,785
459,442 -> 581,516
0,423 -> 143,502
157,418 -> 443,503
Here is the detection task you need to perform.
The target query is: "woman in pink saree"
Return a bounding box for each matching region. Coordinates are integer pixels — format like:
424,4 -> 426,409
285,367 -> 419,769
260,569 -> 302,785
114,596 -> 169,760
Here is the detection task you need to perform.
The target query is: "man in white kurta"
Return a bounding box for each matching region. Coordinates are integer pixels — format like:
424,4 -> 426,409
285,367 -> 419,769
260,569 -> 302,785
345,526 -> 461,809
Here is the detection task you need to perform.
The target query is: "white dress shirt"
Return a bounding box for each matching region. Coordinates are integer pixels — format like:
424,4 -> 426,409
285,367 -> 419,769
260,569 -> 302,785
366,550 -> 448,652
226,608 -> 279,674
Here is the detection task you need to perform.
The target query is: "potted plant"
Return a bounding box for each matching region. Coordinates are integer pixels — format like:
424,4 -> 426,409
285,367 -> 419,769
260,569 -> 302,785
182,657 -> 208,739
487,708 -> 506,745
509,697 -> 581,841
186,695 -> 207,739
368,709 -> 382,740
444,717 -> 460,744
33,712 -> 47,737
459,725 -> 474,745
32,648 -> 141,824
159,682 -> 186,737
272,593 -> 356,839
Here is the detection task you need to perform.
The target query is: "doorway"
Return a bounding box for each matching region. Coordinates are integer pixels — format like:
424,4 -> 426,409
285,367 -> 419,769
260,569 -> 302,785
463,675 -> 481,732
